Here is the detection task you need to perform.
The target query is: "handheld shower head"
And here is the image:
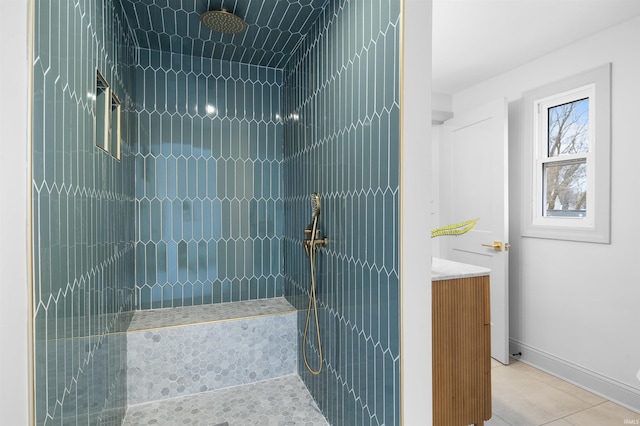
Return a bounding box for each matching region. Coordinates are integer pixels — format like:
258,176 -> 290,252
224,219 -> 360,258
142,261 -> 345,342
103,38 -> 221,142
303,193 -> 325,375
311,193 -> 321,218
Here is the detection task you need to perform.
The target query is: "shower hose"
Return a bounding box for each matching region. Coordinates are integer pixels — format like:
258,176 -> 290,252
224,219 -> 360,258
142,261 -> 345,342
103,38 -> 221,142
302,216 -> 323,375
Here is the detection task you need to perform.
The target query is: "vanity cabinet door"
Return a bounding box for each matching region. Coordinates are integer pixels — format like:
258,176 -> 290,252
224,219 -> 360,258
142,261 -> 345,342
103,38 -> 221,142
432,275 -> 491,426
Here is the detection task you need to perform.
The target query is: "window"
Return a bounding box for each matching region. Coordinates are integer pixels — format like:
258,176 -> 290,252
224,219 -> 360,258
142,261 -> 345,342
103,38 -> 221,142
538,90 -> 591,219
522,64 -> 611,243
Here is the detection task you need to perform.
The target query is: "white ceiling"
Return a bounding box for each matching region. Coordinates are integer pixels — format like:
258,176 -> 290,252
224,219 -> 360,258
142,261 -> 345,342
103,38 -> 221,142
432,0 -> 640,95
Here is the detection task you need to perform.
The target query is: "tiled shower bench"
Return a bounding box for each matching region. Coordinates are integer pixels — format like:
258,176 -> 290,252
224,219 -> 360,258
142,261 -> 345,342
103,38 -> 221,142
125,297 -> 298,405
122,297 -> 329,425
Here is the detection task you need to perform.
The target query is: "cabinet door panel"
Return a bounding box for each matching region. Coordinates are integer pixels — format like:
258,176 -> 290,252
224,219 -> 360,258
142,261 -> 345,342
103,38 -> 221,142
433,275 -> 492,425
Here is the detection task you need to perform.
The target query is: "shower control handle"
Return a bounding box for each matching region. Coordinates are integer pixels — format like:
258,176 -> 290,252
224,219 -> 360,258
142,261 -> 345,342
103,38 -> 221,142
303,237 -> 327,249
304,228 -> 323,239
311,237 -> 327,248
303,225 -> 327,257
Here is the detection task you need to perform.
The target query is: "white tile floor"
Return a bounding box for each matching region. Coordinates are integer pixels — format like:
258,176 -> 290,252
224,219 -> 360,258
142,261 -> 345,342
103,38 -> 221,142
488,358 -> 640,426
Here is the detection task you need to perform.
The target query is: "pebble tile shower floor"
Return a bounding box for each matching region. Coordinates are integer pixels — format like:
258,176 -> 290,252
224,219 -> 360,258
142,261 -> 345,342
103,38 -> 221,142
122,374 -> 329,426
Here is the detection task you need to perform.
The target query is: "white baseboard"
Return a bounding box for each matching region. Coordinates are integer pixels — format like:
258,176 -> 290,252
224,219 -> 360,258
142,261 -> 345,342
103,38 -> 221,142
509,339 -> 640,414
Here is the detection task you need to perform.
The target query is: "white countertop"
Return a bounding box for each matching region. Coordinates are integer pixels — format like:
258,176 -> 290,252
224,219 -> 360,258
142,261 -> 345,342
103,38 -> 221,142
431,257 -> 491,281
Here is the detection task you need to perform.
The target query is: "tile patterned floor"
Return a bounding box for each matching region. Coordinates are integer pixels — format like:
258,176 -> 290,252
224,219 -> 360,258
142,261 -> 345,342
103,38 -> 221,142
128,297 -> 296,331
122,356 -> 638,425
487,358 -> 640,426
122,374 -> 329,426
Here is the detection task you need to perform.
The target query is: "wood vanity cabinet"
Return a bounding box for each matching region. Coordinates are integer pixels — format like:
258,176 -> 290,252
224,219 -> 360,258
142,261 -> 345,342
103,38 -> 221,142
432,274 -> 491,426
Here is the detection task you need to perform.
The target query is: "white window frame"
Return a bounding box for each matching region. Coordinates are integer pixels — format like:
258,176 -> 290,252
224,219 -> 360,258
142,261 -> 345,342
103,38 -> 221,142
534,85 -> 593,226
522,64 -> 611,243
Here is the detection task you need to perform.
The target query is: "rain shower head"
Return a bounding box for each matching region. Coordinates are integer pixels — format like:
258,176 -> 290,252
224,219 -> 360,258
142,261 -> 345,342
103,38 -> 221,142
200,9 -> 247,34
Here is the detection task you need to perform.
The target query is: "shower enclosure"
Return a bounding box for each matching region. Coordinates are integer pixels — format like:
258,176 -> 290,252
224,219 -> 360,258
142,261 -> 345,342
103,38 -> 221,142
29,0 -> 408,424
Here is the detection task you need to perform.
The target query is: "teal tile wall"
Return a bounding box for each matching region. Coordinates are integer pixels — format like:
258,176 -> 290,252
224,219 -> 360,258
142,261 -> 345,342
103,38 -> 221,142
283,1 -> 401,425
134,50 -> 284,309
32,0 -> 136,424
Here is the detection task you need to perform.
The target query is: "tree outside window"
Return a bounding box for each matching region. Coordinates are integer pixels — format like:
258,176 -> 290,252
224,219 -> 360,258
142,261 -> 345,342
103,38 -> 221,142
544,98 -> 589,217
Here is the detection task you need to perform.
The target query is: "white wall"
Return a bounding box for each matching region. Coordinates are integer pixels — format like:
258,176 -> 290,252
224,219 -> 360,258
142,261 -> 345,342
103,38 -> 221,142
453,16 -> 640,410
401,0 -> 433,423
0,0 -> 32,424
430,92 -> 450,258
430,125 -> 441,258
432,92 -> 453,123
